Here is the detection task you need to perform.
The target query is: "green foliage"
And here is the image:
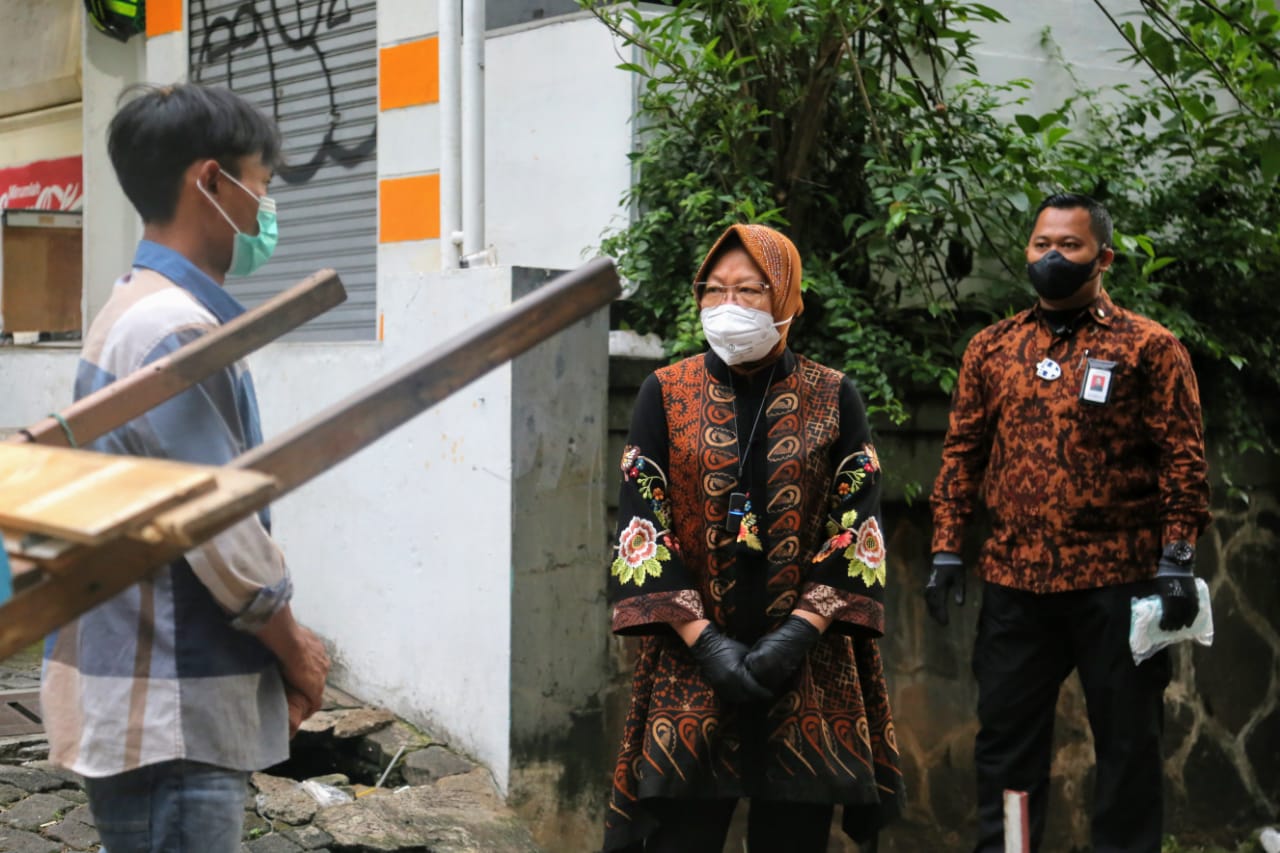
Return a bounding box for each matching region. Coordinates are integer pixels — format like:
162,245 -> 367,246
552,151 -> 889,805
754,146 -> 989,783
586,0 -> 1280,459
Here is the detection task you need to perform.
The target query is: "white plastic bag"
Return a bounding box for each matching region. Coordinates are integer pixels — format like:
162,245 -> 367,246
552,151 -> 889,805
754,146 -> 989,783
300,779 -> 354,807
1129,578 -> 1213,665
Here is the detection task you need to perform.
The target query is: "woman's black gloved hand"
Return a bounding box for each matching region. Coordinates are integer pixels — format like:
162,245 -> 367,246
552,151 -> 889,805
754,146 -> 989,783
689,623 -> 775,703
744,615 -> 821,692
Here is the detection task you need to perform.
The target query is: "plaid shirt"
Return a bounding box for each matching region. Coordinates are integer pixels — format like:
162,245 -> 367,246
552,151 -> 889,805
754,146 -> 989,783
41,241 -> 291,778
931,290 -> 1211,593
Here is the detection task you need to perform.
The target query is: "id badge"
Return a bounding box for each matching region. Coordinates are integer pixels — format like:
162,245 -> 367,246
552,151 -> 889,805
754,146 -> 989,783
1079,358 -> 1117,405
725,491 -> 748,535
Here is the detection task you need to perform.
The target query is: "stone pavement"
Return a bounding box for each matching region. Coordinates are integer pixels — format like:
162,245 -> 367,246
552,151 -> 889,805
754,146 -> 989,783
0,649 -> 540,853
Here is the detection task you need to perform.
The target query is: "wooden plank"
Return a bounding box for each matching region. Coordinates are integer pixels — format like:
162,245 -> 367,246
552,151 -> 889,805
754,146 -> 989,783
140,468 -> 279,549
13,269 -> 346,449
0,444 -> 216,545
235,257 -> 620,496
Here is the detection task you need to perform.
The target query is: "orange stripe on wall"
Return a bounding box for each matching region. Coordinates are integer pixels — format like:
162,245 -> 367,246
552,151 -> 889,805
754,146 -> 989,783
380,174 -> 441,243
146,0 -> 183,36
379,38 -> 440,111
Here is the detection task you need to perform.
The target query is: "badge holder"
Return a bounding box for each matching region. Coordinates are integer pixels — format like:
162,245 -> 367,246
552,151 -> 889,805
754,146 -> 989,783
1079,358 -> 1116,405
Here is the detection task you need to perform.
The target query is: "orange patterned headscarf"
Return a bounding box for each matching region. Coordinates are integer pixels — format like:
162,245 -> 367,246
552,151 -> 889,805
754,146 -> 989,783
694,223 -> 805,326
694,224 -> 804,364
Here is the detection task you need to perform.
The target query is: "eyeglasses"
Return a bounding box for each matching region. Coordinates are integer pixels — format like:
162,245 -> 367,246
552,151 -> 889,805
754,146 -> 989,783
695,281 -> 772,306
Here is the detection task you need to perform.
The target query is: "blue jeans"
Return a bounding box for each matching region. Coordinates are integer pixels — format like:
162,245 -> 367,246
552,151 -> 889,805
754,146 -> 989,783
84,760 -> 248,853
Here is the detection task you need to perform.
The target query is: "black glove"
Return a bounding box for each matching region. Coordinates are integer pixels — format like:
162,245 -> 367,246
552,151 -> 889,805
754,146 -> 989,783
924,552 -> 966,626
1156,546 -> 1198,630
744,615 -> 822,692
689,623 -> 775,703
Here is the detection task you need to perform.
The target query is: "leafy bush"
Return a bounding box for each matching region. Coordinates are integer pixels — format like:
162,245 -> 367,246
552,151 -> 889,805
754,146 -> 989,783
587,0 -> 1280,470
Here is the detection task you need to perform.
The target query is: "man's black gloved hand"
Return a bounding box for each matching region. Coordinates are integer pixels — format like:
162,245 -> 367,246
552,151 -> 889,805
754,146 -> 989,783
744,615 -> 821,692
1156,545 -> 1198,630
690,623 -> 775,703
924,552 -> 966,626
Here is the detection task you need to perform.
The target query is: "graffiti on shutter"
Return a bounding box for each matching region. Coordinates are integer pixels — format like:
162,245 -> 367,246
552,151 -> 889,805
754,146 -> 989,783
189,0 -> 378,342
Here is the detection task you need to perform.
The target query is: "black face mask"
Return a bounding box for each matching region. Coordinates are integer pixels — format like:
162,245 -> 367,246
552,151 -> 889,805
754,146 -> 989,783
1026,249 -> 1101,301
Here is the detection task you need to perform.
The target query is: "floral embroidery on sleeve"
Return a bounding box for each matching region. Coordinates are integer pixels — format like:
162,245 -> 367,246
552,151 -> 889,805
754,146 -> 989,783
613,444 -> 680,586
621,444 -> 673,529
829,444 -> 880,510
810,443 -> 886,588
612,517 -> 672,586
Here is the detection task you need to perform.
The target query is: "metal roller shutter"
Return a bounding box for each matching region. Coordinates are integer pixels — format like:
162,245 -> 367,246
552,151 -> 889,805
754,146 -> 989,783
189,0 -> 377,341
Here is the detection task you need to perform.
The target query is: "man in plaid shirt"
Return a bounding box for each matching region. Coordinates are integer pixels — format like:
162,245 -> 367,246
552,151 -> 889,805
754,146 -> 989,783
41,84 -> 329,853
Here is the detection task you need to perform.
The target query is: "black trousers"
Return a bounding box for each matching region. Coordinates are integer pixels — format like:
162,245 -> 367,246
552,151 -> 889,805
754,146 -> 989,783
624,798 -> 835,853
972,581 -> 1172,853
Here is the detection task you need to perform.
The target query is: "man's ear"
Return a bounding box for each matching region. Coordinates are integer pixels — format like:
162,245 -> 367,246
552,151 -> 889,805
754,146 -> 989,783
193,158 -> 221,193
1097,246 -> 1116,274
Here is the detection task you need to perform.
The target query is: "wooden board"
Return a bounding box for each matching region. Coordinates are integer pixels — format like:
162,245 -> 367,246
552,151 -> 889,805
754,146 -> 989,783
0,444 -> 217,544
12,269 -> 345,449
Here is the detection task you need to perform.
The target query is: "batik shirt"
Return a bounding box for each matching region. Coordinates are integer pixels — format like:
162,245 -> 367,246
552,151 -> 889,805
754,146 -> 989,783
931,290 -> 1211,593
42,240 -> 291,778
604,350 -> 903,850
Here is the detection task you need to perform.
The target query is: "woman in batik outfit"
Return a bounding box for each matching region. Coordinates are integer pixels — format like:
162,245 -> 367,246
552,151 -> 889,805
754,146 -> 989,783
604,224 -> 904,852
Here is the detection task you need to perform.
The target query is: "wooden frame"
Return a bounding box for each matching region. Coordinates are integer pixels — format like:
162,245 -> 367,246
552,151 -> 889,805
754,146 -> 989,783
0,259 -> 619,660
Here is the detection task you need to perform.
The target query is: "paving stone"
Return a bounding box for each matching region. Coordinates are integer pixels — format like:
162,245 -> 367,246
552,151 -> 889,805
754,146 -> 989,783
281,824 -> 335,850
251,772 -> 300,797
0,766 -> 64,794
402,746 -> 476,787
0,782 -> 25,805
54,788 -> 87,805
242,809 -> 272,840
357,722 -> 430,769
43,815 -> 101,850
63,803 -> 95,826
0,827 -> 59,853
255,786 -> 317,826
246,833 -> 304,853
21,761 -> 82,789
297,709 -> 340,735
331,708 -> 396,739
0,792 -> 72,831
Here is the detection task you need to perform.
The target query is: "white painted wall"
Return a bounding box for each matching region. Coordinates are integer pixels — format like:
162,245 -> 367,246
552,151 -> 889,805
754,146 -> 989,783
260,253 -> 517,785
968,1 -> 1149,106
484,12 -> 637,269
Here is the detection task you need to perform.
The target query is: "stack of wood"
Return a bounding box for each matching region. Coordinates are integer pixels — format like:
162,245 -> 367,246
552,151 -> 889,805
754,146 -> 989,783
0,259 -> 619,661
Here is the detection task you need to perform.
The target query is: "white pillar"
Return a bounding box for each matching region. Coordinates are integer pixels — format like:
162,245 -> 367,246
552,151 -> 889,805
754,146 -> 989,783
460,0 -> 484,258
81,24 -> 145,328
439,0 -> 463,270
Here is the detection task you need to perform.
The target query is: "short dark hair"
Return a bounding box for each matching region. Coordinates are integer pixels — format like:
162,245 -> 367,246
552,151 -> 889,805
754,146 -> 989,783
1032,193 -> 1113,250
108,84 -> 281,223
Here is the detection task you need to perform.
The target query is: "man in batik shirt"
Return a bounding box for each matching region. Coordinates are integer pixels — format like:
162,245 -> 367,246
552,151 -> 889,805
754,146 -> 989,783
928,193 -> 1211,853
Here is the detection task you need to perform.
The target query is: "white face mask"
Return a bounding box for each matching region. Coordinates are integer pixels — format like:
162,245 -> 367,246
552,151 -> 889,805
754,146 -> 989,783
700,304 -> 792,365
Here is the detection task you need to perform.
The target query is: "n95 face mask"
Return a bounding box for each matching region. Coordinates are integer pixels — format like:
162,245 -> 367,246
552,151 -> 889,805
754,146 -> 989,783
700,304 -> 791,365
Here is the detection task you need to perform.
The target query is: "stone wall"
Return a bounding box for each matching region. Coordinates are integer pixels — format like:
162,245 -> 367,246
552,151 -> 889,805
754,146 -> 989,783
593,355 -> 1280,852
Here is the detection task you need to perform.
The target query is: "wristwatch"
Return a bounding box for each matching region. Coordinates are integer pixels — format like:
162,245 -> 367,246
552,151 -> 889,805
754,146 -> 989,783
1162,540 -> 1195,568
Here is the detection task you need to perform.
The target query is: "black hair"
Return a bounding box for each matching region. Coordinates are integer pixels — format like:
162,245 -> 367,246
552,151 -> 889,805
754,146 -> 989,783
107,83 -> 281,224
1032,192 -> 1113,250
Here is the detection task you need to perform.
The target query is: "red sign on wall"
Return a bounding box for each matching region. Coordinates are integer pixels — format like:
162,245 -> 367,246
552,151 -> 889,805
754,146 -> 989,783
0,156 -> 83,211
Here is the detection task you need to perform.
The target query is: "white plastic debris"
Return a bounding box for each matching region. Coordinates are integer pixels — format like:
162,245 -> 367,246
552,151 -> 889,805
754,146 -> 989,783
300,779 -> 354,807
1129,578 -> 1214,665
1259,826 -> 1280,853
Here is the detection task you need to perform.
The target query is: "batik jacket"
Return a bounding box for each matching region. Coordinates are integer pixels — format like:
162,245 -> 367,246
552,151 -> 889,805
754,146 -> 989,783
604,350 -> 903,850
